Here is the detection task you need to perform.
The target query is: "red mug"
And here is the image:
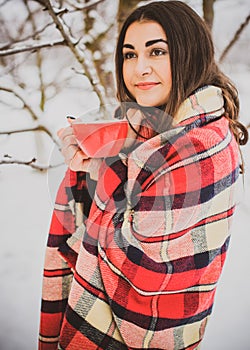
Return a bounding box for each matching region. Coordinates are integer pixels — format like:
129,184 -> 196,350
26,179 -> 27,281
72,119 -> 128,158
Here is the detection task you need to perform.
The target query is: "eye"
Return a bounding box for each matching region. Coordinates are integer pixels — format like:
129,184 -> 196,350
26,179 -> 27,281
151,48 -> 167,56
123,52 -> 137,60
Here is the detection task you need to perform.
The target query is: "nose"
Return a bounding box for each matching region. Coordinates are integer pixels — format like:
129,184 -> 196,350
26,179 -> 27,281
135,56 -> 152,76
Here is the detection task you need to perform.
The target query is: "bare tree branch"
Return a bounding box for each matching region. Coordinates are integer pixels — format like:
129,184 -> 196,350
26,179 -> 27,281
40,0 -> 107,112
65,0 -> 105,11
0,125 -> 59,145
117,0 -> 141,32
1,51 -> 32,76
0,21 -> 55,50
0,0 -> 9,8
219,13 -> 250,63
0,155 -> 63,171
26,0 -> 46,111
0,39 -> 66,56
203,0 -> 215,30
0,86 -> 39,120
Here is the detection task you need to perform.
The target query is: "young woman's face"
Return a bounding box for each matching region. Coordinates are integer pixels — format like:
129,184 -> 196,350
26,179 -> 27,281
122,21 -> 172,107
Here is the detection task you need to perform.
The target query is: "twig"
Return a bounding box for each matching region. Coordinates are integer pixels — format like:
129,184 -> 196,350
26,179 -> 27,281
42,0 -> 106,111
0,125 -> 59,146
0,0 -> 10,9
0,86 -> 39,120
203,0 -> 215,30
0,39 -> 66,57
1,51 -> 32,76
219,13 -> 250,63
67,0 -> 105,11
0,155 -> 63,171
26,0 -> 46,111
0,22 -> 55,51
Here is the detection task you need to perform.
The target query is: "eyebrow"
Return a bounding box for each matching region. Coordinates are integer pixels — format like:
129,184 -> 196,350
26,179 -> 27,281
145,39 -> 168,47
122,38 -> 168,50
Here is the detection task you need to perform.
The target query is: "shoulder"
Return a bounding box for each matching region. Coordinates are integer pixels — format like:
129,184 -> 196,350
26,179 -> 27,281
186,116 -> 239,161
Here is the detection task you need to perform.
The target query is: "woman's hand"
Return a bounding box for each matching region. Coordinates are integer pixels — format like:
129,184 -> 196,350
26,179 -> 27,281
57,120 -> 102,181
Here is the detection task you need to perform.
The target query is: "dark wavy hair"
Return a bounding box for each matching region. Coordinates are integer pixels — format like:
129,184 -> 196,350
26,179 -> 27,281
115,1 -> 248,151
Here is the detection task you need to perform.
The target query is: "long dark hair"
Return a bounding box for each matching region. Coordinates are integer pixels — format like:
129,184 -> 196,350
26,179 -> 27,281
115,1 -> 248,148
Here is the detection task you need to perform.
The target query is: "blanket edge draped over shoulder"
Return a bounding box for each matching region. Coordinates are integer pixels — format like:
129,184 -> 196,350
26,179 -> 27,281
39,85 -> 240,350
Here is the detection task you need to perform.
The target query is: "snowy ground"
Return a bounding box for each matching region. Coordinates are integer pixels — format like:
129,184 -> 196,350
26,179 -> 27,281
0,1 -> 250,349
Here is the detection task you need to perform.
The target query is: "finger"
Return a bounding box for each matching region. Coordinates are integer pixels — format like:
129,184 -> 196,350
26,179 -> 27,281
57,125 -> 74,142
66,116 -> 82,125
69,150 -> 89,171
57,128 -> 65,138
62,143 -> 89,165
61,144 -> 79,165
72,148 -> 89,162
69,157 -> 102,181
66,115 -> 76,124
61,134 -> 78,148
57,117 -> 82,140
69,151 -> 86,171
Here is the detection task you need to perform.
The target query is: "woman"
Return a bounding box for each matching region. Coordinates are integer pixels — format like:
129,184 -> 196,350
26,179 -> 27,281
39,1 -> 248,349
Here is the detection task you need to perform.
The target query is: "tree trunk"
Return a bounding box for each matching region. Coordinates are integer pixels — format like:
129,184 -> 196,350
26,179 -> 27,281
203,0 -> 216,30
117,0 -> 141,32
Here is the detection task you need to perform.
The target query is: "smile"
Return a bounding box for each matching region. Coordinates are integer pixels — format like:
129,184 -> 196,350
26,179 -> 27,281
135,82 -> 160,90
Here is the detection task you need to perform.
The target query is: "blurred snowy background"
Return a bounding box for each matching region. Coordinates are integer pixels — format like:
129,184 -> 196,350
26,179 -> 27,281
0,0 -> 249,349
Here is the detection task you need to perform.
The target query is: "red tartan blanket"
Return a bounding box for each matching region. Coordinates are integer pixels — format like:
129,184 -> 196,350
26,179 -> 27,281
39,86 -> 240,349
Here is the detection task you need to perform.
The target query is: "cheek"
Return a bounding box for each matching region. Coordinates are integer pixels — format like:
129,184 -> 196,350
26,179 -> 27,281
123,62 -> 133,82
161,61 -> 172,83
122,65 -> 128,85
122,64 -> 134,94
160,70 -> 172,98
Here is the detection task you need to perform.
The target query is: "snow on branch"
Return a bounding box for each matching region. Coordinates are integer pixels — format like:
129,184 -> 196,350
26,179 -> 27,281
66,0 -> 105,11
0,21 -> 55,51
41,0 -> 106,110
0,39 -> 66,57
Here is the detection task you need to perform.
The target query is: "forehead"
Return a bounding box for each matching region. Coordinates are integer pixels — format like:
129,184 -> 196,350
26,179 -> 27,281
124,20 -> 167,44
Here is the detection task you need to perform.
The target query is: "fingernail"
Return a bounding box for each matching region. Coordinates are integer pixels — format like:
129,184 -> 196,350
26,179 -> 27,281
57,128 -> 64,137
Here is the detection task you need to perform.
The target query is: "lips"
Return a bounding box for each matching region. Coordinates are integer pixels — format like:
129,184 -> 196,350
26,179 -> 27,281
135,82 -> 160,90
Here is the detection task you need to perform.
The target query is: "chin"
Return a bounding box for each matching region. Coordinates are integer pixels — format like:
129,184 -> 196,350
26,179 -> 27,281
136,96 -> 167,108
136,99 -> 158,107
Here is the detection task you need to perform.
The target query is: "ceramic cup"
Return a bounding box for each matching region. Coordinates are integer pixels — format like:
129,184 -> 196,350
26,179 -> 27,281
72,119 -> 128,158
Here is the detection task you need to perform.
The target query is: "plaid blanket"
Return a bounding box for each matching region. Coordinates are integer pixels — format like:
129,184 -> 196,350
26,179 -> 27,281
39,86 -> 240,349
